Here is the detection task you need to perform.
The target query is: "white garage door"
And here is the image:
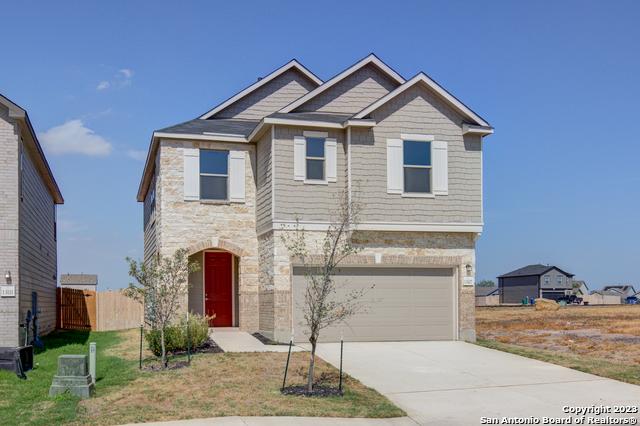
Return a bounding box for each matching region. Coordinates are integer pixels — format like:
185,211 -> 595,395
292,266 -> 456,342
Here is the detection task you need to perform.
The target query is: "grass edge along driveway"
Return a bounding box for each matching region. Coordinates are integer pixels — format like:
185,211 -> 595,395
0,329 -> 404,425
476,338 -> 640,386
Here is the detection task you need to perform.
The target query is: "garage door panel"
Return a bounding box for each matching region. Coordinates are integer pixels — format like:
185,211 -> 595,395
292,267 -> 455,342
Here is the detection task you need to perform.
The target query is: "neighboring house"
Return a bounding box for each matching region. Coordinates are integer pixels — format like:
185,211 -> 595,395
498,264 -> 574,304
572,280 -> 589,296
137,54 -> 493,343
60,274 -> 98,291
475,286 -> 500,306
0,94 -> 64,349
595,285 -> 637,303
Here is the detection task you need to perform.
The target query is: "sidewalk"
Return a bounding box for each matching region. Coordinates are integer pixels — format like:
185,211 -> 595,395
209,328 -> 304,353
122,416 -> 416,426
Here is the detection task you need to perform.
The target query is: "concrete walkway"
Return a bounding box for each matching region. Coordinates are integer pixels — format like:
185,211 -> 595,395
312,341 -> 640,425
209,328 -> 303,353
124,417 -> 415,426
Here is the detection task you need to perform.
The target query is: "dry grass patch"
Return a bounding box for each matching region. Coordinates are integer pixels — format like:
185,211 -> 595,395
77,351 -> 404,424
477,305 -> 640,384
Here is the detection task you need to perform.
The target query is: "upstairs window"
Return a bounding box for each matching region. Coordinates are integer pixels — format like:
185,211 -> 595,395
544,275 -> 550,284
305,137 -> 325,181
403,140 -> 432,193
200,149 -> 228,200
557,275 -> 563,285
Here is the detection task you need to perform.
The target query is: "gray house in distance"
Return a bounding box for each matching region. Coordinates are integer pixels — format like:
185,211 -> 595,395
498,264 -> 574,304
60,274 -> 98,291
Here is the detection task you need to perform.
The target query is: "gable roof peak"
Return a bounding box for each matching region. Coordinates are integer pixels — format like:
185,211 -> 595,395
278,53 -> 406,113
353,71 -> 491,128
199,58 -> 322,119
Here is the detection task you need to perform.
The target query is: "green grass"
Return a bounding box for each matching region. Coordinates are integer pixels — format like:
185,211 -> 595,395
0,330 -> 138,426
477,338 -> 640,386
1,329 -> 404,425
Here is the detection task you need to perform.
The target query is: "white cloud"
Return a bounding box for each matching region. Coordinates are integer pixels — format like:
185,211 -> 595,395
96,81 -> 110,91
95,68 -> 134,91
39,120 -> 112,156
118,68 -> 134,79
126,149 -> 147,161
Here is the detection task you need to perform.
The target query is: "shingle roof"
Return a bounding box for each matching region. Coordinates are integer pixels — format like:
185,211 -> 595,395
498,264 -> 574,279
60,274 -> 98,285
157,118 -> 259,137
268,112 -> 353,124
602,285 -> 637,294
475,286 -> 499,297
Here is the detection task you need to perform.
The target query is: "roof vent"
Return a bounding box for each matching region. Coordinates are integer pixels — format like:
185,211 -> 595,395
257,77 -> 263,81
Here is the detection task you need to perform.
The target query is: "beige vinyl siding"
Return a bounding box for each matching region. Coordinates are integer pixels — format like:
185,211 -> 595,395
214,69 -> 318,120
295,64 -> 399,114
19,137 -> 57,337
256,130 -> 272,232
273,126 -> 347,222
0,105 -> 20,347
352,84 -> 482,224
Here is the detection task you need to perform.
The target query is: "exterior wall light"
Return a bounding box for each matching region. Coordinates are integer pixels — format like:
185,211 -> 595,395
465,264 -> 473,277
5,270 -> 11,285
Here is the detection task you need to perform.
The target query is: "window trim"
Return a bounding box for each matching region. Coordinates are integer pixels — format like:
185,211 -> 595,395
199,149 -> 229,201
402,138 -> 433,197
304,134 -> 327,184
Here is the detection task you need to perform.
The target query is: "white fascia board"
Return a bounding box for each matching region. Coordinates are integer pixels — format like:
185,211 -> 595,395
260,220 -> 484,235
199,60 -> 322,119
263,117 -> 344,129
153,131 -> 248,143
279,54 -> 406,113
354,73 -> 490,127
344,119 -> 376,128
462,124 -> 494,135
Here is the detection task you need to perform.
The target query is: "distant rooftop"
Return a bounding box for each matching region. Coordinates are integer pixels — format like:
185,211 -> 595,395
60,274 -> 98,286
498,264 -> 574,279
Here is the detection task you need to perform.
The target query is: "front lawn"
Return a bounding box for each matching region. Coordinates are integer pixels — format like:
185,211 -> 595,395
0,329 -> 404,425
0,330 -> 137,426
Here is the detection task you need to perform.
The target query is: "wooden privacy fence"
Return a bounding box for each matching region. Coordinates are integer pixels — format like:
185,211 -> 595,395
57,288 -> 143,331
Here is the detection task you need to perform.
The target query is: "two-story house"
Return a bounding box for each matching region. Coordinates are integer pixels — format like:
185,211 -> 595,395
137,54 -> 493,343
498,264 -> 575,303
0,94 -> 63,350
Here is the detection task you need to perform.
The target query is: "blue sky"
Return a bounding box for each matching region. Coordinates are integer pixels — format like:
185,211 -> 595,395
2,1 -> 638,290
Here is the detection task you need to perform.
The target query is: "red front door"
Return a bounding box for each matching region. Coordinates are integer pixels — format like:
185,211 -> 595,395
204,252 -> 233,327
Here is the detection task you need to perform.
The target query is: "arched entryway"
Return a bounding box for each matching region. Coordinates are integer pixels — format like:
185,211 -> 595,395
188,245 -> 241,327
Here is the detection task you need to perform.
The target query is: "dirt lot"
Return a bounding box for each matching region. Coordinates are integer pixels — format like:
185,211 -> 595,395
476,305 -> 640,384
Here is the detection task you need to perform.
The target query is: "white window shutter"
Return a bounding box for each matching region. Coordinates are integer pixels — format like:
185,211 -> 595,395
386,139 -> 403,194
229,150 -> 246,202
183,147 -> 200,200
293,136 -> 305,181
432,140 -> 449,195
326,138 -> 337,182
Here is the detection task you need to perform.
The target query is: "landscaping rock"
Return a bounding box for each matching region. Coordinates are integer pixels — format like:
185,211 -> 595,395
534,298 -> 560,311
49,354 -> 95,399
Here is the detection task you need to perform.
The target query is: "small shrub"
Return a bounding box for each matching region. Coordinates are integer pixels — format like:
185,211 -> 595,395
146,313 -> 211,357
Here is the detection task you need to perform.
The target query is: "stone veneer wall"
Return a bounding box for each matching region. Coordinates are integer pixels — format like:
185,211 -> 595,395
264,229 -> 477,343
157,139 -> 259,331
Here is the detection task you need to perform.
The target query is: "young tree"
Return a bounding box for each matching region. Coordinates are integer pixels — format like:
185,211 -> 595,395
476,280 -> 496,287
124,248 -> 200,368
282,190 -> 370,393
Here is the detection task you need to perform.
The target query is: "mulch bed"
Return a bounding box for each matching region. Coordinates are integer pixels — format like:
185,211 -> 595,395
252,332 -> 290,346
281,385 -> 344,397
141,338 -> 224,371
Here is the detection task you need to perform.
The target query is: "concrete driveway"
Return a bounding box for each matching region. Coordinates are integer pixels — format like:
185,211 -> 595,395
313,341 -> 640,425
